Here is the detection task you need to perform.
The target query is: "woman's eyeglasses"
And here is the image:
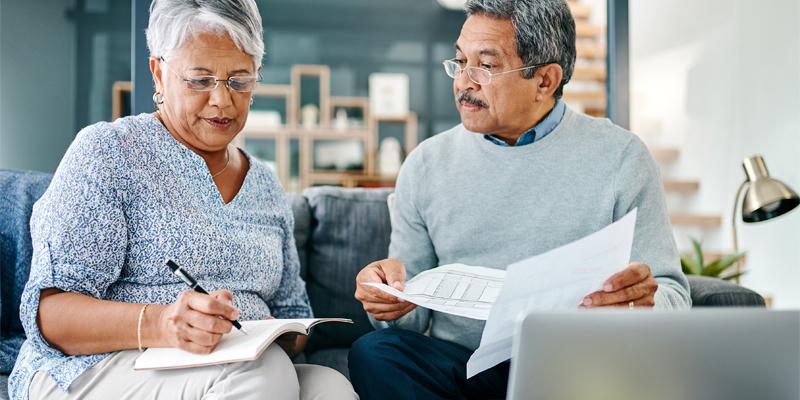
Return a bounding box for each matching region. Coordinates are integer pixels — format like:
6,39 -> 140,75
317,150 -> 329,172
160,57 -> 262,93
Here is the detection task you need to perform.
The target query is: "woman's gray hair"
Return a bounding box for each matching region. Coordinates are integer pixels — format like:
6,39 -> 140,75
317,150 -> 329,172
464,0 -> 576,98
146,0 -> 264,69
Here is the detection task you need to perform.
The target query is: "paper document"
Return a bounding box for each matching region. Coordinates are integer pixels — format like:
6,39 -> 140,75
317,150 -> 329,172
466,209 -> 638,378
363,264 -> 505,320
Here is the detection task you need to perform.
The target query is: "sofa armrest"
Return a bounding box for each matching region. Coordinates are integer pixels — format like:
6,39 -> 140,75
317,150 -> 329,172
687,275 -> 766,307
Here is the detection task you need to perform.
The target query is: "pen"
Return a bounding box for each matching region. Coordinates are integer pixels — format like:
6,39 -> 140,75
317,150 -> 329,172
165,258 -> 248,335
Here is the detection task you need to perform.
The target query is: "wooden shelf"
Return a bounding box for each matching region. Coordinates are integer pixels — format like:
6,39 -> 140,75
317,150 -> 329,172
238,65 -> 418,190
663,180 -> 699,193
669,214 -> 722,227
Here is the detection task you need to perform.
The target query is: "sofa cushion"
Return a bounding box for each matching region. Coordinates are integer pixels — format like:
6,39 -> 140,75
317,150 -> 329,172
0,169 -> 53,373
686,275 -> 766,307
302,187 -> 394,354
287,192 -> 312,282
307,348 -> 352,380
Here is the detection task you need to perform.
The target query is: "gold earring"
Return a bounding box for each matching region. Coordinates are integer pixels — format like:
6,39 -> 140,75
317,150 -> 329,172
250,97 -> 254,106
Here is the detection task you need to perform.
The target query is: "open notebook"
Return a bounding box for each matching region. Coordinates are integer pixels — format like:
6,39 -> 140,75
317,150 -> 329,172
134,318 -> 352,370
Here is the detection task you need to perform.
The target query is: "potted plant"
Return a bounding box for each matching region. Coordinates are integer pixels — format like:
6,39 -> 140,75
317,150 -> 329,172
680,237 -> 747,281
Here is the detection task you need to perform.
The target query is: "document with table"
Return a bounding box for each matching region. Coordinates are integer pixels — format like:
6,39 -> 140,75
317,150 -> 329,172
365,209 -> 638,378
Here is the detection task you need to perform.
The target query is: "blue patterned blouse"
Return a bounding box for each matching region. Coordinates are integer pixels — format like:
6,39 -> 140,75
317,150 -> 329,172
9,113 -> 312,399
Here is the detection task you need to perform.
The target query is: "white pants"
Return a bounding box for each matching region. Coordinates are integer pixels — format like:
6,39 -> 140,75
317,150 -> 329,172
29,344 -> 358,400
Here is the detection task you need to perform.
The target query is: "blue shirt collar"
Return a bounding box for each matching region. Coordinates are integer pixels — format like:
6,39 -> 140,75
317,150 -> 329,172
483,98 -> 566,147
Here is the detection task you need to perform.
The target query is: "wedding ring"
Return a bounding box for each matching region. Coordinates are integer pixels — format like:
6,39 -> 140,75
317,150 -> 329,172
629,301 -> 634,309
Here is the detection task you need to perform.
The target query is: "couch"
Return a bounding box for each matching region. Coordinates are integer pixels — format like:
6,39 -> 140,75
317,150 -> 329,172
0,168 -> 766,399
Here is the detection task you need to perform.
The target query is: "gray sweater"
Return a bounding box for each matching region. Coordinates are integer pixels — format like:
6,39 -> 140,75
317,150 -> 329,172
382,107 -> 691,351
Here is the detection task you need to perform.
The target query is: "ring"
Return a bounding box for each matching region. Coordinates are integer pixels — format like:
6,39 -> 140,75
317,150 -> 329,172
629,301 -> 634,309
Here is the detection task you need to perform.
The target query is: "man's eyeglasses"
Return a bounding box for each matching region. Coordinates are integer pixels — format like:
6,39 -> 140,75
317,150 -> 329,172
442,59 -> 553,85
160,57 -> 262,93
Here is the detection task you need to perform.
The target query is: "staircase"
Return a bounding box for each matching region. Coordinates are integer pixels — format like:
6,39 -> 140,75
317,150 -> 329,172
566,1 -> 723,248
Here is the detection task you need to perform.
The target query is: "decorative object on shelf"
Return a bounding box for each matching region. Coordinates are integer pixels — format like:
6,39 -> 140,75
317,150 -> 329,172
314,141 -> 363,171
378,137 -> 403,176
680,237 -> 746,281
334,107 -> 348,131
731,154 -> 799,283
301,103 -> 319,129
369,73 -> 409,118
245,110 -> 282,131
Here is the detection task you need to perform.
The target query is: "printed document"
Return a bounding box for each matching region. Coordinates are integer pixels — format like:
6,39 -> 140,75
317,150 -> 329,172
466,209 -> 638,378
363,264 -> 505,320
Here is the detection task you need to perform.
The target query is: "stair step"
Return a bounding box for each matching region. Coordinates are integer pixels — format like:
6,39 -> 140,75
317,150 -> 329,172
663,180 -> 699,193
576,21 -> 604,38
576,44 -> 606,59
572,67 -> 606,81
562,91 -> 606,102
568,1 -> 592,19
650,148 -> 679,162
670,214 -> 722,228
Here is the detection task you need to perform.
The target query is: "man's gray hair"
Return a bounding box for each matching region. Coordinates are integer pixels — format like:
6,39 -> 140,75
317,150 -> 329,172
464,0 -> 576,98
146,0 -> 264,69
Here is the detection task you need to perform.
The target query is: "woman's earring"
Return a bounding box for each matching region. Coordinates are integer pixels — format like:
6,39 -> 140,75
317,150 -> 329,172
153,92 -> 164,104
250,97 -> 254,106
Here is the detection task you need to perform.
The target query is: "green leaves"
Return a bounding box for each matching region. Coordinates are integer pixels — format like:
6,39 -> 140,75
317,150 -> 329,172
680,237 -> 747,280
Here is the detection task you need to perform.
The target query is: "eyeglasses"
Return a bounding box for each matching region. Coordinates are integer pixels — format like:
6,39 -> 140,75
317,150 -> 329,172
160,57 -> 262,93
442,59 -> 553,85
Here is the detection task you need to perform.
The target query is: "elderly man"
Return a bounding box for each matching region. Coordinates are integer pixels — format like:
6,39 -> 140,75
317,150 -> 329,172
349,0 -> 690,399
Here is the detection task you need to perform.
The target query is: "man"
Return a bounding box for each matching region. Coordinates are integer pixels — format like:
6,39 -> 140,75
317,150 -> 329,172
349,0 -> 691,399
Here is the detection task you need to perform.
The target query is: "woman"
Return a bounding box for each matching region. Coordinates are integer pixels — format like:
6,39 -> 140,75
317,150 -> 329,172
8,0 -> 357,399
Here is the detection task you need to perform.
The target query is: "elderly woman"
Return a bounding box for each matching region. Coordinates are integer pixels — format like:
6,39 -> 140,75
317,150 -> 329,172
8,1 -> 357,399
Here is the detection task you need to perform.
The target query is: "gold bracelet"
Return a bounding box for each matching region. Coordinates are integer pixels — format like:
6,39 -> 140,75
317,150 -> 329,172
137,304 -> 149,352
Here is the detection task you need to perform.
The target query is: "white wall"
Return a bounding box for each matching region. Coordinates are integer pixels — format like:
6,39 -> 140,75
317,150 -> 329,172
0,0 -> 77,172
631,0 -> 800,308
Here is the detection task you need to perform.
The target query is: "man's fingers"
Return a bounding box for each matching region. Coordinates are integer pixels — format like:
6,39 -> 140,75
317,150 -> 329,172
585,279 -> 653,306
371,303 -> 417,321
603,262 -> 649,292
363,300 -> 416,315
377,259 -> 407,290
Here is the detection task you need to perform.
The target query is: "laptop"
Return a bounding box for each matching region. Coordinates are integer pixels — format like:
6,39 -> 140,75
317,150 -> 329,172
507,309 -> 800,400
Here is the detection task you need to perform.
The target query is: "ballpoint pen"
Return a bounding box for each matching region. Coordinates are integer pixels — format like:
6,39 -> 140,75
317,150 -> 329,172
165,258 -> 248,335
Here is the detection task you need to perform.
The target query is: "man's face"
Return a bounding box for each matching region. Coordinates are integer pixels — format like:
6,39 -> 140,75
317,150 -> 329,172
453,15 -> 541,138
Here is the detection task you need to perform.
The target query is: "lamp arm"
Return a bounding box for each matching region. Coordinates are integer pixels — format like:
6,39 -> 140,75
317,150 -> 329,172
732,180 -> 748,284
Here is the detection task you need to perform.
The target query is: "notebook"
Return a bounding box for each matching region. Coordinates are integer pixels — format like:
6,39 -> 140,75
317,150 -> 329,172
134,318 -> 351,370
507,309 -> 800,400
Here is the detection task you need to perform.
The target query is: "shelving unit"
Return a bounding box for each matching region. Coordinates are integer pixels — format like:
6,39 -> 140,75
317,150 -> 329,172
233,64 -> 417,191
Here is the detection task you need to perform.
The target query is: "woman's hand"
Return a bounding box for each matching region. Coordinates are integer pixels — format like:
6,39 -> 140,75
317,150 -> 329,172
266,316 -> 308,359
152,290 -> 240,354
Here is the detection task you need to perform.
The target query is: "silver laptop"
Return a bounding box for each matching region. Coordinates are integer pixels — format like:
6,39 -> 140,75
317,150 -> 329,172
507,309 -> 799,400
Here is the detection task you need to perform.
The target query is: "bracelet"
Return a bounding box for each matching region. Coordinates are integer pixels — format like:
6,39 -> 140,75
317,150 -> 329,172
137,304 -> 149,352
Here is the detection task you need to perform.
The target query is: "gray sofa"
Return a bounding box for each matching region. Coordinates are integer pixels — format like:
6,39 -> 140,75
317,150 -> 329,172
0,169 -> 765,399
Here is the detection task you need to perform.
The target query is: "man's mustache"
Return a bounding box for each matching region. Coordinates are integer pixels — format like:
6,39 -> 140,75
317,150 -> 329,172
456,92 -> 489,109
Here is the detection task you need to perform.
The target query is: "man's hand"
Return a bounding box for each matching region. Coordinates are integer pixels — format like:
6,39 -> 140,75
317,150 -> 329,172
581,262 -> 658,308
355,258 -> 417,321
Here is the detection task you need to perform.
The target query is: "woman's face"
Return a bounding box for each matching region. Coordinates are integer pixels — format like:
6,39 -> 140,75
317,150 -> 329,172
151,32 -> 257,153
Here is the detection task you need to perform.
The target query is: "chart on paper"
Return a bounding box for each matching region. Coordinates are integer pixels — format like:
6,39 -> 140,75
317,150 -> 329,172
363,263 -> 505,320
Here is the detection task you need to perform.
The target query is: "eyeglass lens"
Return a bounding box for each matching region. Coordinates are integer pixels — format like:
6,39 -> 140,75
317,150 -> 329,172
443,60 -> 491,85
184,76 -> 258,92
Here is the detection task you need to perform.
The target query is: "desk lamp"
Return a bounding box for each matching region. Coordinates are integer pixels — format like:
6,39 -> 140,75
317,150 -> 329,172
731,155 -> 799,283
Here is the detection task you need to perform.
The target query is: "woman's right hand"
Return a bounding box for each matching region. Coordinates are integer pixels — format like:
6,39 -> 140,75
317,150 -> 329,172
153,289 -> 239,354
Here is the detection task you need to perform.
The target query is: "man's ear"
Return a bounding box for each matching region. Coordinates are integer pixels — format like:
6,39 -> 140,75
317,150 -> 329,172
150,56 -> 164,94
536,63 -> 563,100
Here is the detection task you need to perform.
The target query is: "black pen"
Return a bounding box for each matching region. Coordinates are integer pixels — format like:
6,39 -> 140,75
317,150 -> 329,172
165,258 -> 248,335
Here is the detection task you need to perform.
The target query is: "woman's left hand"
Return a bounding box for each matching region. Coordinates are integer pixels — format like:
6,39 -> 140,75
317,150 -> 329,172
266,316 -> 308,359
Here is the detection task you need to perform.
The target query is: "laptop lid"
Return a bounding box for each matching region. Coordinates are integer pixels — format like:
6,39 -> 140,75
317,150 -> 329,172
507,309 -> 800,400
